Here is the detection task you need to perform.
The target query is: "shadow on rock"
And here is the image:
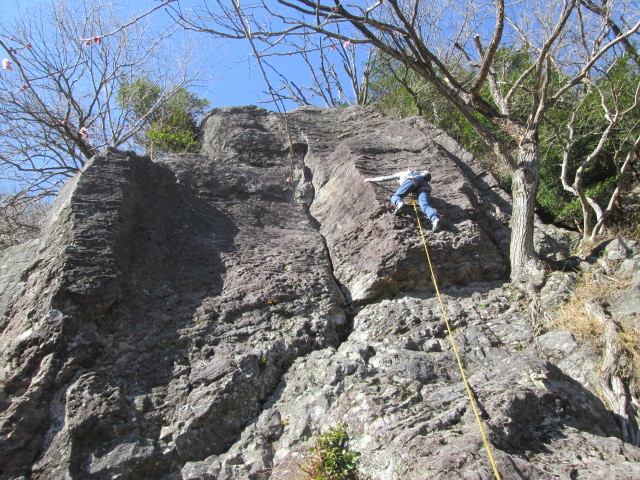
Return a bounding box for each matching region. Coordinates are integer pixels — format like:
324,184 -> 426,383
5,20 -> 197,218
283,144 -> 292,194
489,361 -> 623,456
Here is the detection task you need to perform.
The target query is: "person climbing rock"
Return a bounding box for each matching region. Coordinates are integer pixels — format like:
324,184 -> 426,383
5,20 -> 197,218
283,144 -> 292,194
364,169 -> 440,232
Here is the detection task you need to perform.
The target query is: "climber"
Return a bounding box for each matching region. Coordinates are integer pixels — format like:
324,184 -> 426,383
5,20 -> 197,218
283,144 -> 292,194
364,169 -> 440,232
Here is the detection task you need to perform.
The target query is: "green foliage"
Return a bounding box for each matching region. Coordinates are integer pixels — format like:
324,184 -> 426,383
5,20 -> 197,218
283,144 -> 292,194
117,77 -> 162,119
117,77 -> 210,154
367,57 -> 422,117
147,110 -> 200,153
537,53 -> 639,229
305,424 -> 359,480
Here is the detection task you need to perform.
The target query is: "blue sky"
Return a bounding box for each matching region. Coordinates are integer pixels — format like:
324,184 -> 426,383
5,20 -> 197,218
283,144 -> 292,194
1,0 -> 371,111
0,0 -> 277,109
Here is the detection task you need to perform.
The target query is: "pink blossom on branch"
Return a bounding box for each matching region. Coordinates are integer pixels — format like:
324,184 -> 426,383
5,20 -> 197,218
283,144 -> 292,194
83,37 -> 102,47
343,40 -> 352,48
79,127 -> 89,139
2,59 -> 14,70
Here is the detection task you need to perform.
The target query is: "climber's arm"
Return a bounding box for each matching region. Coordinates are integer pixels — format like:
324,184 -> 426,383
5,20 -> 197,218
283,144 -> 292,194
363,172 -> 403,183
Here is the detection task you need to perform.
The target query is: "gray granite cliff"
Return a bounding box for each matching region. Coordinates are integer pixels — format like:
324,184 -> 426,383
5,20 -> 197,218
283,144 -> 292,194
1,106 -> 638,479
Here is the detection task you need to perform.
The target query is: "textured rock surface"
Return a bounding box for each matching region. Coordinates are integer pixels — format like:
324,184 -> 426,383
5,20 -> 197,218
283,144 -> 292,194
1,106 -> 638,480
199,106 -> 512,303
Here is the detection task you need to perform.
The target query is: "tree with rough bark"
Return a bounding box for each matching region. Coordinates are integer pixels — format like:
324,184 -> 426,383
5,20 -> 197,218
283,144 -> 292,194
171,0 -> 640,285
0,0 -> 203,209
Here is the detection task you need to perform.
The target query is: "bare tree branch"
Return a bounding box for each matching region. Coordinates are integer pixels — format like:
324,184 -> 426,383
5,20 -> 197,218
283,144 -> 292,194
470,0 -> 505,98
581,0 -> 640,66
0,0 -> 208,240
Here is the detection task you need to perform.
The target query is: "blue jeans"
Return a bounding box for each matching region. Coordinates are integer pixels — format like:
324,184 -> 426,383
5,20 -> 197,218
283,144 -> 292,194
391,179 -> 438,222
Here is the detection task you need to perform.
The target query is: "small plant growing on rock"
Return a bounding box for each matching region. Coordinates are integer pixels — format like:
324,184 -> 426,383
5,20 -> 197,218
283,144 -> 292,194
303,423 -> 359,480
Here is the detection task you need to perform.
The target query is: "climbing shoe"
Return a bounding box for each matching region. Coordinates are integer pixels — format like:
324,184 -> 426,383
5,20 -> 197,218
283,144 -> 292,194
431,218 -> 440,232
394,201 -> 405,216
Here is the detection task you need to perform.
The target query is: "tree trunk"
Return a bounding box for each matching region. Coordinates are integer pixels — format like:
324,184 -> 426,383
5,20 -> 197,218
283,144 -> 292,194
509,134 -> 545,286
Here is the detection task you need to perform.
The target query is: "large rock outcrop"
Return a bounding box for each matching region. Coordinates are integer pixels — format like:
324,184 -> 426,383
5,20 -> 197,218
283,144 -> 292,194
1,106 -> 638,480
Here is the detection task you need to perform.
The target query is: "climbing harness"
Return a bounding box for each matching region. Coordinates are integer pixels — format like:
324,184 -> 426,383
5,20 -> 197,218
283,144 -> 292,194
407,174 -> 432,193
410,199 -> 503,480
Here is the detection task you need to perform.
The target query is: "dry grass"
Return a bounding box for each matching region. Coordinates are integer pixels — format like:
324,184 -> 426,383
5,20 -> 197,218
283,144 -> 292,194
601,211 -> 640,244
551,271 -> 639,394
551,272 -> 626,338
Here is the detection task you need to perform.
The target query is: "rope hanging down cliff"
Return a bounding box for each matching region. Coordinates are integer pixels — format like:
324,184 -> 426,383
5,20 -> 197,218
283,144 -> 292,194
410,199 -> 503,480
230,1 -> 297,191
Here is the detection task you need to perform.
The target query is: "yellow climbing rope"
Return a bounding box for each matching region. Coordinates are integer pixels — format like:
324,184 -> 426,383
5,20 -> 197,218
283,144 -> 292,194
410,200 -> 503,480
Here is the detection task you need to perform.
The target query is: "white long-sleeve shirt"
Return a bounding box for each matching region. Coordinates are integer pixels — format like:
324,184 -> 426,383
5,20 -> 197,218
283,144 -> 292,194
367,169 -> 417,184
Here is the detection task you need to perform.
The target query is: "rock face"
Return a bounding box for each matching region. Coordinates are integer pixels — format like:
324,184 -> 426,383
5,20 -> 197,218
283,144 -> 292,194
0,106 -> 638,480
